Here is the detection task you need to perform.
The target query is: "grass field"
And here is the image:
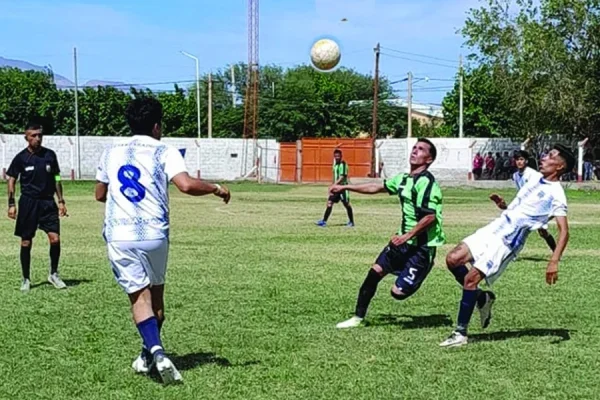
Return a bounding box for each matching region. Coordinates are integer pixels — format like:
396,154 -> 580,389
1,181 -> 600,399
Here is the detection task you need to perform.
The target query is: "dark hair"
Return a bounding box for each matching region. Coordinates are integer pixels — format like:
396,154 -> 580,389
515,150 -> 529,160
25,120 -> 43,132
417,138 -> 437,162
125,97 -> 163,135
333,149 -> 342,156
553,144 -> 575,172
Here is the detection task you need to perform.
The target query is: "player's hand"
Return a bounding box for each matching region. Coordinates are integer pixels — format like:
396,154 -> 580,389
214,184 -> 231,204
489,193 -> 507,209
7,206 -> 16,220
59,202 -> 68,217
330,184 -> 344,194
545,260 -> 559,285
391,234 -> 410,247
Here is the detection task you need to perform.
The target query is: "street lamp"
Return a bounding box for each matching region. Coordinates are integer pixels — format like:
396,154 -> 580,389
181,51 -> 202,138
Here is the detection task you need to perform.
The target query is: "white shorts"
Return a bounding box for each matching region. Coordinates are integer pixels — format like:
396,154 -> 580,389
107,239 -> 169,294
462,228 -> 522,285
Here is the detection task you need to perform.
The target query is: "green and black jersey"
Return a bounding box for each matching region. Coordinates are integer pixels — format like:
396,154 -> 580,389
333,161 -> 348,185
384,170 -> 445,247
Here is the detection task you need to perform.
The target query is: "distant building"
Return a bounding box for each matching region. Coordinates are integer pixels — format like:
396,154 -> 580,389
349,98 -> 444,125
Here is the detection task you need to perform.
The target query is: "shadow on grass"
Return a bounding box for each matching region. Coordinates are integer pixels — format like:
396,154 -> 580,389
31,278 -> 92,289
148,352 -> 260,383
471,328 -> 572,344
367,314 -> 453,329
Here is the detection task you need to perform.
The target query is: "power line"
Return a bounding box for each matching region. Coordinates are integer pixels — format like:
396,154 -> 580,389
380,46 -> 458,64
380,52 -> 458,70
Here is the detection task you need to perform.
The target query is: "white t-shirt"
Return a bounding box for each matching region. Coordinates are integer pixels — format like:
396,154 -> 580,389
512,167 -> 543,190
96,135 -> 188,242
489,176 -> 567,250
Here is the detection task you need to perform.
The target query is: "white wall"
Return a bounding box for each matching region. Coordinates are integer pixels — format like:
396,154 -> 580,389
0,135 -> 279,182
376,137 -> 525,181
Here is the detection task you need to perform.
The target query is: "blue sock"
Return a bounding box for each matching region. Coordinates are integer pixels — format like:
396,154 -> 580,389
450,265 -> 469,285
456,289 -> 478,335
136,317 -> 164,357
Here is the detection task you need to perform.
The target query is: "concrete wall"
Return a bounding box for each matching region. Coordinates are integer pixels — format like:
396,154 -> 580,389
376,137 -> 526,181
0,135 -> 279,182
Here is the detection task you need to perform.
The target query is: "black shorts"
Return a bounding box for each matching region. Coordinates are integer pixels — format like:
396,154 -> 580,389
374,242 -> 436,297
328,190 -> 350,204
15,196 -> 60,240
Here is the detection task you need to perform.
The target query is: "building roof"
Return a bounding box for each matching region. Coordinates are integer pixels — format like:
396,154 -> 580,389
349,98 -> 444,119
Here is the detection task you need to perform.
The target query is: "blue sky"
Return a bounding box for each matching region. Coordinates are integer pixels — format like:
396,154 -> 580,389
0,0 -> 478,105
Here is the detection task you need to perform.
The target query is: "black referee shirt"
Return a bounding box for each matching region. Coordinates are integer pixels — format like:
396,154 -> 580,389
7,147 -> 60,200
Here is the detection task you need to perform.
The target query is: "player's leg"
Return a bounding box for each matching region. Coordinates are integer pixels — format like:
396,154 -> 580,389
15,196 -> 38,292
141,239 -> 180,384
342,192 -> 354,227
538,228 -> 556,252
446,243 -> 492,315
336,245 -> 392,328
39,200 -> 65,289
390,247 -> 436,302
19,239 -> 32,292
316,196 -> 336,227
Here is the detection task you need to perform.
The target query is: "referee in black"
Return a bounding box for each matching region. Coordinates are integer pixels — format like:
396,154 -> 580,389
7,121 -> 68,292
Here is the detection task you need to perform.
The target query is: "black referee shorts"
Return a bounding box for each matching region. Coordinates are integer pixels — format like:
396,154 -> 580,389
15,196 -> 60,240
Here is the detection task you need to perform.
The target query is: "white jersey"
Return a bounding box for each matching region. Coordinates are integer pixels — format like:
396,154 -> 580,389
489,176 -> 567,250
512,167 -> 542,190
96,135 -> 188,242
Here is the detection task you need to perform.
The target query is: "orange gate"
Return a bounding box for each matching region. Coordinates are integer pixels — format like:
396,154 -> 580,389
279,142 -> 298,182
279,138 -> 373,183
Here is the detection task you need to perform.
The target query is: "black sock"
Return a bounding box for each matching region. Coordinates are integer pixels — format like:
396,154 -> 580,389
345,205 -> 354,224
355,269 -> 384,318
50,243 -> 60,275
450,265 -> 469,285
20,245 -> 32,280
456,289 -> 478,335
545,235 -> 557,252
323,206 -> 333,222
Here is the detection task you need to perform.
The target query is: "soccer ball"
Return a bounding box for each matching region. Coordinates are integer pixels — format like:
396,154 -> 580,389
310,39 -> 341,71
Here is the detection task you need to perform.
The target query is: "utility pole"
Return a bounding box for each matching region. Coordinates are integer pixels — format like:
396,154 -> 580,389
407,71 -> 413,138
73,47 -> 81,179
459,54 -> 464,138
231,65 -> 236,107
371,42 -> 380,177
208,72 -> 213,138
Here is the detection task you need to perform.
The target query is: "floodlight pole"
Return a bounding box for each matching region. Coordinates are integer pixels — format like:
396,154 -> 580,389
181,51 -> 202,138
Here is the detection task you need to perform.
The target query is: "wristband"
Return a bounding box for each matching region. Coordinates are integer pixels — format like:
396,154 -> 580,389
213,184 -> 222,193
8,198 -> 15,207
58,200 -> 66,205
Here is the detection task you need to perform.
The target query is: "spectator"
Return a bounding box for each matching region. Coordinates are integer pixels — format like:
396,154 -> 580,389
584,157 -> 593,181
484,152 -> 495,179
494,152 -> 503,180
472,152 -> 483,180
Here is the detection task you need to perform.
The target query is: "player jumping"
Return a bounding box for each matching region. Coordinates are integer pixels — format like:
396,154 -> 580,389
334,139 -> 445,328
441,144 -> 574,347
316,149 -> 354,227
490,150 -> 557,253
95,98 -> 230,384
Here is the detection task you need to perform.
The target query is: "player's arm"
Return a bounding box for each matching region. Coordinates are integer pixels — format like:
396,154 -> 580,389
51,155 -> 67,216
330,182 -> 386,195
6,155 -> 21,220
7,176 -> 17,219
489,193 -> 507,209
171,173 -> 230,202
546,215 -> 569,285
392,178 -> 440,246
95,182 -> 108,203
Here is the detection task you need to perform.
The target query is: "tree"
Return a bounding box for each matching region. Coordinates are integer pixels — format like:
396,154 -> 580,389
448,0 -> 600,144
